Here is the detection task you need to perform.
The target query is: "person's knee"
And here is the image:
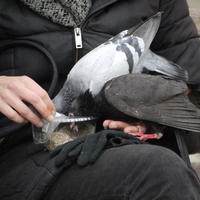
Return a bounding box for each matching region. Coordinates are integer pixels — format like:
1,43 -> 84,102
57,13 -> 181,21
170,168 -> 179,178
143,145 -> 188,177
116,145 -> 199,193
140,145 -> 185,170
107,144 -> 190,178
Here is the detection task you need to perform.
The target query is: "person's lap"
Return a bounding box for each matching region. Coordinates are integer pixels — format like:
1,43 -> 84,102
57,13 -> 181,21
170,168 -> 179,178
43,145 -> 200,200
0,130 -> 199,200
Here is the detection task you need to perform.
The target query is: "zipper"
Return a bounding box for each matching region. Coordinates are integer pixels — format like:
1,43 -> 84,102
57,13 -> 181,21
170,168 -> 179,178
74,27 -> 83,49
74,27 -> 83,63
73,0 -> 118,63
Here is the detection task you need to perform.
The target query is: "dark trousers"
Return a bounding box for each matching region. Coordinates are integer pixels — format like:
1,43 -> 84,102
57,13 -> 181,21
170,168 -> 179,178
44,145 -> 200,200
0,128 -> 200,200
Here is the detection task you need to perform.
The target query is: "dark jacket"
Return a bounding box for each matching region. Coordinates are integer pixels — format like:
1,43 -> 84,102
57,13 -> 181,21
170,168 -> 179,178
0,0 -> 200,199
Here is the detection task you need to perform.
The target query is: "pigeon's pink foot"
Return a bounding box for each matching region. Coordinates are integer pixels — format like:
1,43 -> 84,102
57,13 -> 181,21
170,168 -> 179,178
69,122 -> 79,132
68,113 -> 79,132
128,126 -> 163,141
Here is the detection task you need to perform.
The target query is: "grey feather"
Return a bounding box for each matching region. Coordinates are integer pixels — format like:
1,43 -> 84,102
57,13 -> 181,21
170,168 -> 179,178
137,50 -> 188,80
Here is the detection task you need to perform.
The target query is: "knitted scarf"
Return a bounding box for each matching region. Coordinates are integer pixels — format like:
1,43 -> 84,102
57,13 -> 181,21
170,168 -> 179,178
20,0 -> 92,27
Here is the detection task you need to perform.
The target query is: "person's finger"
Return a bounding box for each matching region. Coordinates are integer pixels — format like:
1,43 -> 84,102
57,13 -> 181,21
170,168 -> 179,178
102,120 -> 113,129
0,99 -> 27,124
124,122 -> 147,134
19,87 -> 55,122
20,76 -> 56,114
0,76 -> 55,126
0,93 -> 44,127
103,120 -> 147,133
124,126 -> 140,134
4,76 -> 55,122
103,120 -> 134,130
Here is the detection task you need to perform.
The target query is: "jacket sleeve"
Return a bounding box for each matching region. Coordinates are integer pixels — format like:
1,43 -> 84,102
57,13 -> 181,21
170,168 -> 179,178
151,0 -> 200,85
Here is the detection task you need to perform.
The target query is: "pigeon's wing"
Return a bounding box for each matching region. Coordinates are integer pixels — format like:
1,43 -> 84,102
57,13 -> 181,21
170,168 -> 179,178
104,74 -> 200,132
137,50 -> 188,81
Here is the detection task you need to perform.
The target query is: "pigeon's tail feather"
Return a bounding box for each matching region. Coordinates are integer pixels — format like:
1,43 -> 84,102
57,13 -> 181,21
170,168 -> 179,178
106,12 -> 162,48
127,12 -> 162,51
155,64 -> 188,82
151,51 -> 188,81
157,100 -> 200,132
139,50 -> 188,81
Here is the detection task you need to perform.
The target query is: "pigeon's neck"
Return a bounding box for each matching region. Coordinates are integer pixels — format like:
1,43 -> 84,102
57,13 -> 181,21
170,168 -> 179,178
70,90 -> 103,117
92,90 -> 134,121
70,88 -> 139,122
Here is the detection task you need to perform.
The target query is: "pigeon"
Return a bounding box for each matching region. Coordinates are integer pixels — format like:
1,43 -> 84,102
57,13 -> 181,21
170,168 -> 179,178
69,74 -> 200,135
53,12 -> 188,115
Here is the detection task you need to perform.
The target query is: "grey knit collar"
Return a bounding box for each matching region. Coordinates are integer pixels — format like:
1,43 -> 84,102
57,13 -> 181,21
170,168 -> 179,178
20,0 -> 92,27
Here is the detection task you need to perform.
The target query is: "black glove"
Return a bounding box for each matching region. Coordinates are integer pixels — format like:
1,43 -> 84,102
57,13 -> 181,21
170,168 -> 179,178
50,129 -> 145,168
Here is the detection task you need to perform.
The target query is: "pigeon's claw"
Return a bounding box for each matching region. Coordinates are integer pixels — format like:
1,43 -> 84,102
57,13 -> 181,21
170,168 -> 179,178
70,122 -> 79,132
68,112 -> 74,117
68,113 -> 79,132
128,126 -> 163,141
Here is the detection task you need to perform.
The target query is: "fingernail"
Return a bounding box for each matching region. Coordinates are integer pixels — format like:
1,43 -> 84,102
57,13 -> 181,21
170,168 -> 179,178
47,115 -> 54,122
37,121 -> 44,128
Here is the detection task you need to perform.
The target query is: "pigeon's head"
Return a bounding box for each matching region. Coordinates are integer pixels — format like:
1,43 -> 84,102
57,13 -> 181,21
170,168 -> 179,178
59,90 -> 98,134
53,92 -> 71,114
53,79 -> 83,115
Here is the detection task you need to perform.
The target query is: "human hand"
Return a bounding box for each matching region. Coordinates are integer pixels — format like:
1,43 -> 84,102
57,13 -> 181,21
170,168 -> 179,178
0,76 -> 55,127
103,120 -> 147,134
103,120 -> 163,141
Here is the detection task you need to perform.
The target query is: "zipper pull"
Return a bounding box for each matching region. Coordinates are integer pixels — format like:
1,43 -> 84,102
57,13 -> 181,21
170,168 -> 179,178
74,27 -> 83,49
